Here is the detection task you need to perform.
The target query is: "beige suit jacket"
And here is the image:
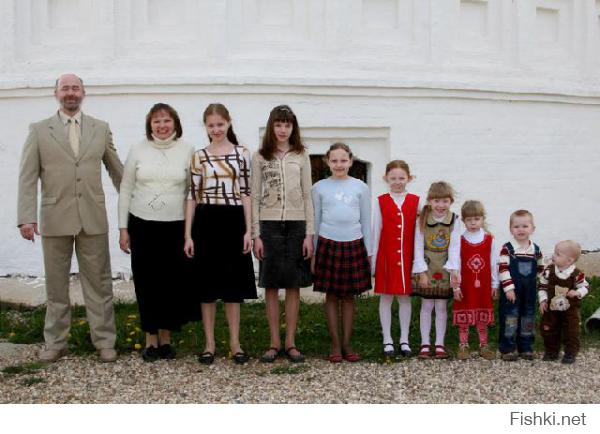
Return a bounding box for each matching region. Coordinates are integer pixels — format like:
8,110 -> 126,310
17,112 -> 123,236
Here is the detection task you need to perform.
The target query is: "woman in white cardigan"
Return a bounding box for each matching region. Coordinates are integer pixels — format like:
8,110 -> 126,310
118,103 -> 198,362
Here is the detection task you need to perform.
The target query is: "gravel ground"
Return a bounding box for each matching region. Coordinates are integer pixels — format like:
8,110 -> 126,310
1,344 -> 599,404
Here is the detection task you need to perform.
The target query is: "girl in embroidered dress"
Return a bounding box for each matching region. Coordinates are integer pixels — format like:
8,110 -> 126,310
312,143 -> 372,363
454,200 -> 499,360
184,103 -> 257,365
251,105 -> 314,363
372,160 -> 419,358
413,181 -> 461,359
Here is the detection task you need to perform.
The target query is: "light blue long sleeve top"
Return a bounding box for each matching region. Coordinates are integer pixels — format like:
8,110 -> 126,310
311,177 -> 372,255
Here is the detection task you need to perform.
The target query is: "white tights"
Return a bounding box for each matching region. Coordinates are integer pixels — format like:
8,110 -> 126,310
379,294 -> 412,349
419,298 -> 447,346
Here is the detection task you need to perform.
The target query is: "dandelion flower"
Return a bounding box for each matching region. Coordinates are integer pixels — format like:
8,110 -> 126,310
78,319 -> 86,325
126,338 -> 132,342
134,343 -> 142,350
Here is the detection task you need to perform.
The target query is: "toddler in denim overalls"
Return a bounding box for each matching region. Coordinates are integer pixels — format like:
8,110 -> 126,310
497,210 -> 544,361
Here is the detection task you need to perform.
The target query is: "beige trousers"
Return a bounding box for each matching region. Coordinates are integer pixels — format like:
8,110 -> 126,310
42,232 -> 116,350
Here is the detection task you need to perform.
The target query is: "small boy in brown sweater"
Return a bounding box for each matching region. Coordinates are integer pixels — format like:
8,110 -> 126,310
538,240 -> 589,364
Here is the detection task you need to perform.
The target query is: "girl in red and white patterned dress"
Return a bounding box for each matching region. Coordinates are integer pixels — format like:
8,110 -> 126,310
372,160 -> 419,358
454,200 -> 499,360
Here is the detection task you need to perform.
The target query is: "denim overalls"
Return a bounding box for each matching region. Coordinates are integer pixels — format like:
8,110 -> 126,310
498,242 -> 540,354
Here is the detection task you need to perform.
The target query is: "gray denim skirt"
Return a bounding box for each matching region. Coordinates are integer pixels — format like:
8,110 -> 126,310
258,220 -> 313,289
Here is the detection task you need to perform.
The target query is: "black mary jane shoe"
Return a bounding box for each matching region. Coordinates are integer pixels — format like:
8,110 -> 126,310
399,343 -> 412,358
198,351 -> 215,365
142,346 -> 160,362
383,343 -> 395,358
233,351 -> 250,365
158,344 -> 176,360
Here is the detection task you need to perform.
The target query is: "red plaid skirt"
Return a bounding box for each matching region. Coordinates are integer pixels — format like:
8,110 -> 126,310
313,237 -> 372,296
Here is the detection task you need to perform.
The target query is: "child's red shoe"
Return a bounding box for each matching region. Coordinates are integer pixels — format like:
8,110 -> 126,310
418,344 -> 432,359
434,345 -> 450,359
328,354 -> 343,363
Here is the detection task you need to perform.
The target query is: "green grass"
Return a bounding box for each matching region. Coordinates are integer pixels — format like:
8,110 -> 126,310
270,365 -> 309,375
1,277 -> 599,361
1,362 -> 47,377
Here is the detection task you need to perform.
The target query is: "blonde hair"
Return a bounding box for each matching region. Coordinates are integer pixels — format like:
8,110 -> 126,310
385,160 -> 412,177
556,240 -> 582,261
419,181 -> 456,232
461,200 -> 490,232
509,209 -> 535,227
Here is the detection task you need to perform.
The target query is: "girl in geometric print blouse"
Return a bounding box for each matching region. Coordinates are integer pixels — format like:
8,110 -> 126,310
184,103 -> 257,365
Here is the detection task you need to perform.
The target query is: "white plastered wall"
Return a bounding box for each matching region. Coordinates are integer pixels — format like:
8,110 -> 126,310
1,0 -> 599,276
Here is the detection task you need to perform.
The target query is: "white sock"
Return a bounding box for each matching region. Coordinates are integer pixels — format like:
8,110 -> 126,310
420,299 -> 434,345
398,295 -> 411,350
379,294 -> 394,345
434,299 -> 448,347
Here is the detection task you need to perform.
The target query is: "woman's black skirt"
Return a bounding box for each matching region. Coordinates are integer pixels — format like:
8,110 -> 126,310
128,214 -> 200,333
191,204 -> 257,303
258,220 -> 313,289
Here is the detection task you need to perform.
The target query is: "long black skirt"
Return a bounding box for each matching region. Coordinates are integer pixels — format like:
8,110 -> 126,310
191,204 -> 257,303
128,214 -> 201,333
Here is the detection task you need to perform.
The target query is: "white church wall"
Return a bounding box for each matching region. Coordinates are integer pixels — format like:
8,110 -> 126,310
1,0 -> 599,276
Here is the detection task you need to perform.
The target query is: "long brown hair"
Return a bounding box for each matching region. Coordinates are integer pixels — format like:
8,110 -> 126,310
419,181 -> 456,232
203,103 -> 239,145
260,105 -> 305,160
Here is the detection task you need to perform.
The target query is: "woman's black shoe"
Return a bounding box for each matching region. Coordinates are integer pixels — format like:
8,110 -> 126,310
233,351 -> 250,365
198,351 -> 215,365
142,346 -> 160,362
158,344 -> 176,360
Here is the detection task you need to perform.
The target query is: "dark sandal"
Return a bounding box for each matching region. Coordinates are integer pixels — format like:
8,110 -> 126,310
198,351 -> 215,365
233,351 -> 250,365
260,347 -> 280,363
383,343 -> 395,357
285,347 -> 305,363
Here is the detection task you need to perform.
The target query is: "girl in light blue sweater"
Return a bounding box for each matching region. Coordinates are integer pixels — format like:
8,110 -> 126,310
312,143 -> 372,363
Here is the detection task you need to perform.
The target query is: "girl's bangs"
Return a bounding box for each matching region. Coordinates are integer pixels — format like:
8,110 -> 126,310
271,109 -> 295,124
427,190 -> 453,201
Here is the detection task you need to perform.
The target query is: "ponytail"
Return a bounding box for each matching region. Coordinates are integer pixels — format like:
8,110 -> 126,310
227,125 -> 239,145
419,204 -> 432,232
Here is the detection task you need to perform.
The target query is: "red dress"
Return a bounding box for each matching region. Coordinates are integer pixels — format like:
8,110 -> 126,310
374,193 -> 419,295
453,233 -> 494,326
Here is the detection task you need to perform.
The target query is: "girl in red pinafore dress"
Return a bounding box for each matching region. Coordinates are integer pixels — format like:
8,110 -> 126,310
454,200 -> 499,360
373,161 -> 419,358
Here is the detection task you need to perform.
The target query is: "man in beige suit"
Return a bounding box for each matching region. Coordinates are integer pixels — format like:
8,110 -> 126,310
17,74 -> 123,363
